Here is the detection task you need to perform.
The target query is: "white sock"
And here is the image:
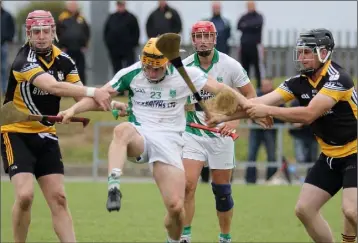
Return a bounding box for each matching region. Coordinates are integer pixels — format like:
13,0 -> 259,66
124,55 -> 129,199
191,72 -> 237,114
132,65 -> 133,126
108,168 -> 122,190
167,236 -> 180,243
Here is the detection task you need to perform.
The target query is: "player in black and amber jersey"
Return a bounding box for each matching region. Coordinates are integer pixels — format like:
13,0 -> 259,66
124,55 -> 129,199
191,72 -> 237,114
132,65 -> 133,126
0,10 -> 112,243
207,29 -> 357,242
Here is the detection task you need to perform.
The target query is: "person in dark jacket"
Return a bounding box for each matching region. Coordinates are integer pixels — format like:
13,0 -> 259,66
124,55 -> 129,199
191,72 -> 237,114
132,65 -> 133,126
1,1 -> 15,95
237,1 -> 265,88
146,0 -> 182,38
245,77 -> 284,184
57,1 -> 90,85
204,1 -> 231,55
104,1 -> 140,75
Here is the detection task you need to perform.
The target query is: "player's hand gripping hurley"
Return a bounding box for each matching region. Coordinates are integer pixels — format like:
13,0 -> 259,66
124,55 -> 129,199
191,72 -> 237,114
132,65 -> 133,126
0,101 -> 90,127
155,33 -> 212,119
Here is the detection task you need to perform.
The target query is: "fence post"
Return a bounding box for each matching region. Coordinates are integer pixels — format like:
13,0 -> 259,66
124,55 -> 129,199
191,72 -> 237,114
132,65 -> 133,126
276,125 -> 284,169
92,122 -> 100,181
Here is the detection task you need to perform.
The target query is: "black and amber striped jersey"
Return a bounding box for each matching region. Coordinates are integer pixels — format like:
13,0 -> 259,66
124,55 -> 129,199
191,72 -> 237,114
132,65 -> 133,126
275,60 -> 357,158
1,43 -> 81,134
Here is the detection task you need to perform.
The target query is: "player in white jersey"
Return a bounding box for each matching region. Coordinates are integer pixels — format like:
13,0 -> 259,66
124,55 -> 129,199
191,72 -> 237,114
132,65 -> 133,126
57,37 -> 259,243
180,21 -> 257,243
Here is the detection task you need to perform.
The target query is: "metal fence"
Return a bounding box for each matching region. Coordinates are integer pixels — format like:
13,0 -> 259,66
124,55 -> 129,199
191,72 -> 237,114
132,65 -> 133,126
9,28 -> 357,85
91,122 -> 315,181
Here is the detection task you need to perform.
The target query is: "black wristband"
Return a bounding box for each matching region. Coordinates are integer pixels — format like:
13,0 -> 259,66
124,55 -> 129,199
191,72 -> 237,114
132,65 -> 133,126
194,92 -> 202,102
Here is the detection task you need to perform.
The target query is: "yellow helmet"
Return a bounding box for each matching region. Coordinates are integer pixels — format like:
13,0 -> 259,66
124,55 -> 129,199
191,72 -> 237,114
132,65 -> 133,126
141,38 -> 168,68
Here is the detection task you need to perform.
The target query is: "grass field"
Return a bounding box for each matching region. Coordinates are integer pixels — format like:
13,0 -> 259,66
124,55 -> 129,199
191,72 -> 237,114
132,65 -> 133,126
1,182 -> 344,242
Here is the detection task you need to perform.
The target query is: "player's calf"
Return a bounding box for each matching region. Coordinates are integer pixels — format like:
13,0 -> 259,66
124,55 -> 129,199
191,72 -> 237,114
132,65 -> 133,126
106,123 -> 144,212
153,162 -> 185,241
11,173 -> 35,242
180,159 -> 204,243
342,188 -> 357,231
165,203 -> 185,243
343,206 -> 357,230
164,188 -> 184,242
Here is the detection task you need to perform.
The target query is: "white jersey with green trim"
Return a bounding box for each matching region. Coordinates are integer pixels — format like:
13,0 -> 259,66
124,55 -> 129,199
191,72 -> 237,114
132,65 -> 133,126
183,49 -> 251,138
109,61 -> 208,133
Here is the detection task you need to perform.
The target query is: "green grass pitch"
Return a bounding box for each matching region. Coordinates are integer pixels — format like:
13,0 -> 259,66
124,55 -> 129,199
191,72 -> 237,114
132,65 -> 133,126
1,182 -> 343,242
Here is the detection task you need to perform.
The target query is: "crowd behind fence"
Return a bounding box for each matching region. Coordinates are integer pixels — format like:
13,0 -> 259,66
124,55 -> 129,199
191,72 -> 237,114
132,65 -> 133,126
11,27 -> 358,81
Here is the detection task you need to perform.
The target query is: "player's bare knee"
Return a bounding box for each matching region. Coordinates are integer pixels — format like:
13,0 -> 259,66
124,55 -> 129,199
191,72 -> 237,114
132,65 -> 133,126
167,198 -> 184,216
342,205 -> 357,224
16,191 -> 34,211
211,183 -> 234,212
294,202 -> 314,220
52,191 -> 67,209
113,122 -> 136,142
185,180 -> 197,199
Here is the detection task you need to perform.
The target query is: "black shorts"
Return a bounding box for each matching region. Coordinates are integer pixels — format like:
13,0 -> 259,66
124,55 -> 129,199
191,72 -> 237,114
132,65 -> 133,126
1,132 -> 64,179
305,152 -> 357,196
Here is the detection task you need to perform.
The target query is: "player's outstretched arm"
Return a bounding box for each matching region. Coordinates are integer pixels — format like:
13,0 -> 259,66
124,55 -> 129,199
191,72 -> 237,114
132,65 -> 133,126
247,76 -> 355,123
249,91 -> 287,106
58,82 -> 126,124
205,88 -> 282,128
32,72 -> 112,110
246,93 -> 337,124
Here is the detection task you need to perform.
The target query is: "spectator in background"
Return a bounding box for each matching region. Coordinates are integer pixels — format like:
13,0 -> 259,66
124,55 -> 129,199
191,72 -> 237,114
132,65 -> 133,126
57,1 -> 90,85
1,1 -> 15,95
104,1 -> 140,75
237,1 -> 265,88
204,1 -> 231,55
245,77 -> 283,184
146,0 -> 182,38
289,99 -> 319,173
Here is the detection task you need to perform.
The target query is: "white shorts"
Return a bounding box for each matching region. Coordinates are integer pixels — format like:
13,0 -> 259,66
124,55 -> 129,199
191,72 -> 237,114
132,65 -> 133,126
182,132 -> 235,169
128,124 -> 185,171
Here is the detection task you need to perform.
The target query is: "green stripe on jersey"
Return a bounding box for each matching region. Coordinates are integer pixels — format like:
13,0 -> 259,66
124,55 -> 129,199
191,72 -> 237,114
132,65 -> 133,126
185,111 -> 203,136
127,88 -> 140,126
111,68 -> 141,92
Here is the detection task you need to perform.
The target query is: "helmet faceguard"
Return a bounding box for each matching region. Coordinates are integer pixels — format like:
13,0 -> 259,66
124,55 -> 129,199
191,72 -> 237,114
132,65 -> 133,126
293,28 -> 335,76
191,21 -> 217,57
140,38 -> 168,84
25,10 -> 58,54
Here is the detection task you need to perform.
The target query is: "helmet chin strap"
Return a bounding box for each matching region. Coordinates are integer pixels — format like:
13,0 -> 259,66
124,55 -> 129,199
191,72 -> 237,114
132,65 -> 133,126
28,42 -> 52,55
302,63 -> 324,77
147,75 -> 165,84
38,48 -> 53,63
145,65 -> 167,84
197,50 -> 212,57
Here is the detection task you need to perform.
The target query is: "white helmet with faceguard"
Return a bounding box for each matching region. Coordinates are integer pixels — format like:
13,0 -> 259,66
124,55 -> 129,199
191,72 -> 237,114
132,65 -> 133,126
294,28 -> 335,76
191,21 -> 218,57
25,10 -> 58,54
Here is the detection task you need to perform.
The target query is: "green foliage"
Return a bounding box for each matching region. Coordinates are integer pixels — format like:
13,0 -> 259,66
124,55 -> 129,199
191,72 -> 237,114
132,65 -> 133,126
15,1 -> 65,42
